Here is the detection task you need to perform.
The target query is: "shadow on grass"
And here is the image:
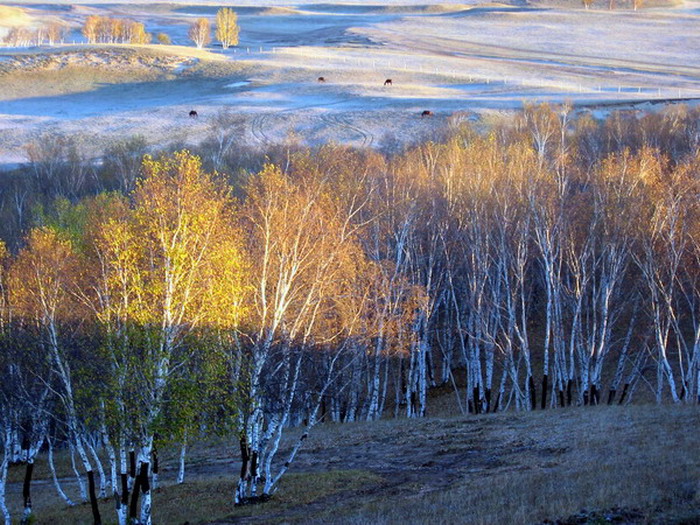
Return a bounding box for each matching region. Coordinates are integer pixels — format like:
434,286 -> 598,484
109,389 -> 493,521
37,469 -> 383,525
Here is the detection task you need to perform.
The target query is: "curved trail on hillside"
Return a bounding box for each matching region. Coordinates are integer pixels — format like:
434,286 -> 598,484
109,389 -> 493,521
248,98 -> 375,148
320,113 -> 374,148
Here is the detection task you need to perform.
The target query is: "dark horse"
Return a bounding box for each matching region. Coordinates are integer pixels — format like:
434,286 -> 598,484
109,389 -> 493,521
384,79 -> 392,86
421,110 -> 433,117
189,110 -> 198,118
317,76 -> 326,82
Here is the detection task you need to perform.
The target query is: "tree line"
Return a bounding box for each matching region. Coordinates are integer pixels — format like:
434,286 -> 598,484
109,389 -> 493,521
82,16 -> 151,45
2,22 -> 69,47
2,8 -> 239,50
0,104 -> 699,525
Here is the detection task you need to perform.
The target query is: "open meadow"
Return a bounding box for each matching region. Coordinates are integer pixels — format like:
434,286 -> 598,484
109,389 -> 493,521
4,402 -> 700,524
1,0 -> 700,166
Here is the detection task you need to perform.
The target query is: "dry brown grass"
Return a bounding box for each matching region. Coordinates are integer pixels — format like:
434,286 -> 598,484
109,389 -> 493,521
0,66 -> 170,101
0,47 -> 248,101
323,405 -> 700,525
0,6 -> 31,29
7,403 -> 700,524
33,470 -> 382,525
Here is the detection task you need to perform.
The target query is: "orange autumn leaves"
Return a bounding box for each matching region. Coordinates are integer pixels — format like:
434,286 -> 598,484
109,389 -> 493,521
7,152 -> 247,338
4,151 -> 406,350
7,227 -> 80,326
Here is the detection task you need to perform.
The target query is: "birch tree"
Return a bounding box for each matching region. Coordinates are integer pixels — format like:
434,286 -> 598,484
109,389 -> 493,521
215,8 -> 239,49
8,227 -> 103,525
108,151 -> 245,524
188,18 -> 211,49
233,162 -> 376,502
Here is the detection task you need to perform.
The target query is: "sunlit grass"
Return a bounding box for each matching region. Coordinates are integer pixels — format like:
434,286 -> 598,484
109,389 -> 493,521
0,46 -> 247,101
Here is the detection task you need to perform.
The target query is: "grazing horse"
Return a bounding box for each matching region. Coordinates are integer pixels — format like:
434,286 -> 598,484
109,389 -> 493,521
421,110 -> 433,117
384,78 -> 392,86
189,110 -> 198,118
317,76 -> 326,82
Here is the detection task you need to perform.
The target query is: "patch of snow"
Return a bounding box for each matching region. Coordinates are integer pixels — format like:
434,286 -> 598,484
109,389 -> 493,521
226,81 -> 251,89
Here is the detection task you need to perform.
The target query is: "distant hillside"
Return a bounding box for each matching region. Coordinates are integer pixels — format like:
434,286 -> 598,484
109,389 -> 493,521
0,6 -> 32,39
528,0 -> 683,8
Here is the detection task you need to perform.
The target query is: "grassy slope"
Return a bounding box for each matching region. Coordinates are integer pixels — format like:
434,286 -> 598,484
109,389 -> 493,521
0,6 -> 32,28
0,45 -> 241,101
10,403 -> 700,525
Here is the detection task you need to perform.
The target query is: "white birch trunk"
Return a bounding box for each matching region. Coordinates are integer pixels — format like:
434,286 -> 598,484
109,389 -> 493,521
138,441 -> 154,525
344,355 -> 360,422
405,342 -> 416,418
0,429 -> 9,525
87,439 -> 107,498
11,430 -> 21,464
417,314 -> 430,417
69,441 -> 88,503
100,404 -> 118,497
177,441 -> 186,484
367,342 -> 383,420
116,445 -> 128,525
378,354 -> 390,416
48,437 -> 74,506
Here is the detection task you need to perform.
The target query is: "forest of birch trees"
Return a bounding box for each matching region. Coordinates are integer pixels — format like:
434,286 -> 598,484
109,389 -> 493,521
0,104 -> 699,524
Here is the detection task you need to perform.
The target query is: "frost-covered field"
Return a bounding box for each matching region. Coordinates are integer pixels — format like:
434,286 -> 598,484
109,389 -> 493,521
1,0 -> 700,166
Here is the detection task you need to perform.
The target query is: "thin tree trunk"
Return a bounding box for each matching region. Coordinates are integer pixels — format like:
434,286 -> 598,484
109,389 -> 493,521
152,448 -> 158,491
128,450 -> 136,490
87,439 -> 107,498
378,355 -> 390,417
118,445 -> 128,525
0,434 -> 10,525
128,465 -> 142,523
236,436 -> 251,505
20,460 -> 33,524
69,441 -> 87,503
177,441 -> 186,484
138,458 -> 152,525
73,435 -> 101,525
101,432 -> 117,499
87,470 -> 101,525
48,437 -> 74,506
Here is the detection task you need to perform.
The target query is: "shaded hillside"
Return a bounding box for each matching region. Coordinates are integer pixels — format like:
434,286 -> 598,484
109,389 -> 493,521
11,403 -> 700,524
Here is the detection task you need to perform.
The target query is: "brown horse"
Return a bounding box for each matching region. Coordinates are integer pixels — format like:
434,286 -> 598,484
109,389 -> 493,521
317,76 -> 326,82
189,110 -> 198,118
421,110 -> 433,117
384,79 -> 392,86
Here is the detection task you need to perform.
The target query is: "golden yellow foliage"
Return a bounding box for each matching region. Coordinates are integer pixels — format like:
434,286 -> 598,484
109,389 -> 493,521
188,18 -> 211,49
215,8 -> 239,49
8,227 -> 83,325
80,151 -> 249,337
